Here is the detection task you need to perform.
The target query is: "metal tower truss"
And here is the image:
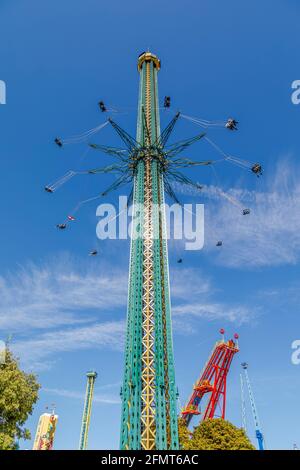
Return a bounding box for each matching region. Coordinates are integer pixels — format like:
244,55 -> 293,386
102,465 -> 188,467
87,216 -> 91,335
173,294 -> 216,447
79,371 -> 97,450
119,52 -> 181,451
48,52 -> 226,451
241,362 -> 265,450
114,53 -> 215,450
240,373 -> 247,432
45,51 -> 265,452
181,330 -> 239,427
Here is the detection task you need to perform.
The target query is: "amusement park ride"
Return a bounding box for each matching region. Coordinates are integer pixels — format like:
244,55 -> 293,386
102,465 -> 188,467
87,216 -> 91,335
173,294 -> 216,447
44,52 -> 263,450
79,371 -> 98,450
181,329 -> 239,425
32,408 -> 58,450
241,363 -> 265,450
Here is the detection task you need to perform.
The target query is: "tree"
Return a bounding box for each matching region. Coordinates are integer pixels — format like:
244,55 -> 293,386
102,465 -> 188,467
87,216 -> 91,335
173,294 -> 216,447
179,418 -> 255,450
178,417 -> 192,449
0,349 -> 40,450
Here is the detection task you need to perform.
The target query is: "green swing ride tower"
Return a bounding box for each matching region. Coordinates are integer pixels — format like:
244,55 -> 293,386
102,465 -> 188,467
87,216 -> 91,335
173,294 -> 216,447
48,51 -> 209,450
47,48 -> 261,451
120,52 -> 180,450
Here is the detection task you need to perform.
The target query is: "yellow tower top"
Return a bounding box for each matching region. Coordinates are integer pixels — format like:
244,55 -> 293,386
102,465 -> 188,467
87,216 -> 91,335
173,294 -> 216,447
137,51 -> 161,71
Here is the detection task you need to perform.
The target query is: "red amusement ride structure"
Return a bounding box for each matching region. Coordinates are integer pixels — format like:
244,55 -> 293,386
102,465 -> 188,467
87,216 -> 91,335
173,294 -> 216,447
181,329 -> 239,426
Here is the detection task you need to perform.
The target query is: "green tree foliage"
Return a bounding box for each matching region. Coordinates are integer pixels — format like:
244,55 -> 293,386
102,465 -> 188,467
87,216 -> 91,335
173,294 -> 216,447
178,417 -> 192,449
0,349 -> 40,450
179,418 -> 255,450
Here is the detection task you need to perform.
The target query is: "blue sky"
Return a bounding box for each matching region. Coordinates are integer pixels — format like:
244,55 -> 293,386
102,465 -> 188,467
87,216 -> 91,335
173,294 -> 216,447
0,0 -> 300,450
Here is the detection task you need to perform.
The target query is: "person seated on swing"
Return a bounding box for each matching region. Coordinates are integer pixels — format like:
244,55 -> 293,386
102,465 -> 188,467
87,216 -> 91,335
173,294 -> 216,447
225,118 -> 238,130
89,250 -> 98,256
54,137 -> 63,147
164,96 -> 171,108
98,101 -> 107,112
251,163 -> 262,176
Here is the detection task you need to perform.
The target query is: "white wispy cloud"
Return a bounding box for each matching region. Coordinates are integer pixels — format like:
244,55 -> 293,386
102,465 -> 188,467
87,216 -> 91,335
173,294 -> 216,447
42,387 -> 121,405
172,302 -> 253,323
176,156 -> 300,268
170,267 -> 255,327
170,267 -> 211,299
13,320 -> 125,368
2,260 -> 254,370
0,256 -> 127,369
0,255 -> 127,332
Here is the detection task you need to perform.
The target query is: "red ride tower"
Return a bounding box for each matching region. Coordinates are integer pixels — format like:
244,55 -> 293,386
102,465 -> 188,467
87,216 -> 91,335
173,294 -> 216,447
182,330 -> 239,426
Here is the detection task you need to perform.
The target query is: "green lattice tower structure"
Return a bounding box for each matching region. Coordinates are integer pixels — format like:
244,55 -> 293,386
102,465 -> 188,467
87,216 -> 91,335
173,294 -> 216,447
120,52 -> 179,450
79,371 -> 97,450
